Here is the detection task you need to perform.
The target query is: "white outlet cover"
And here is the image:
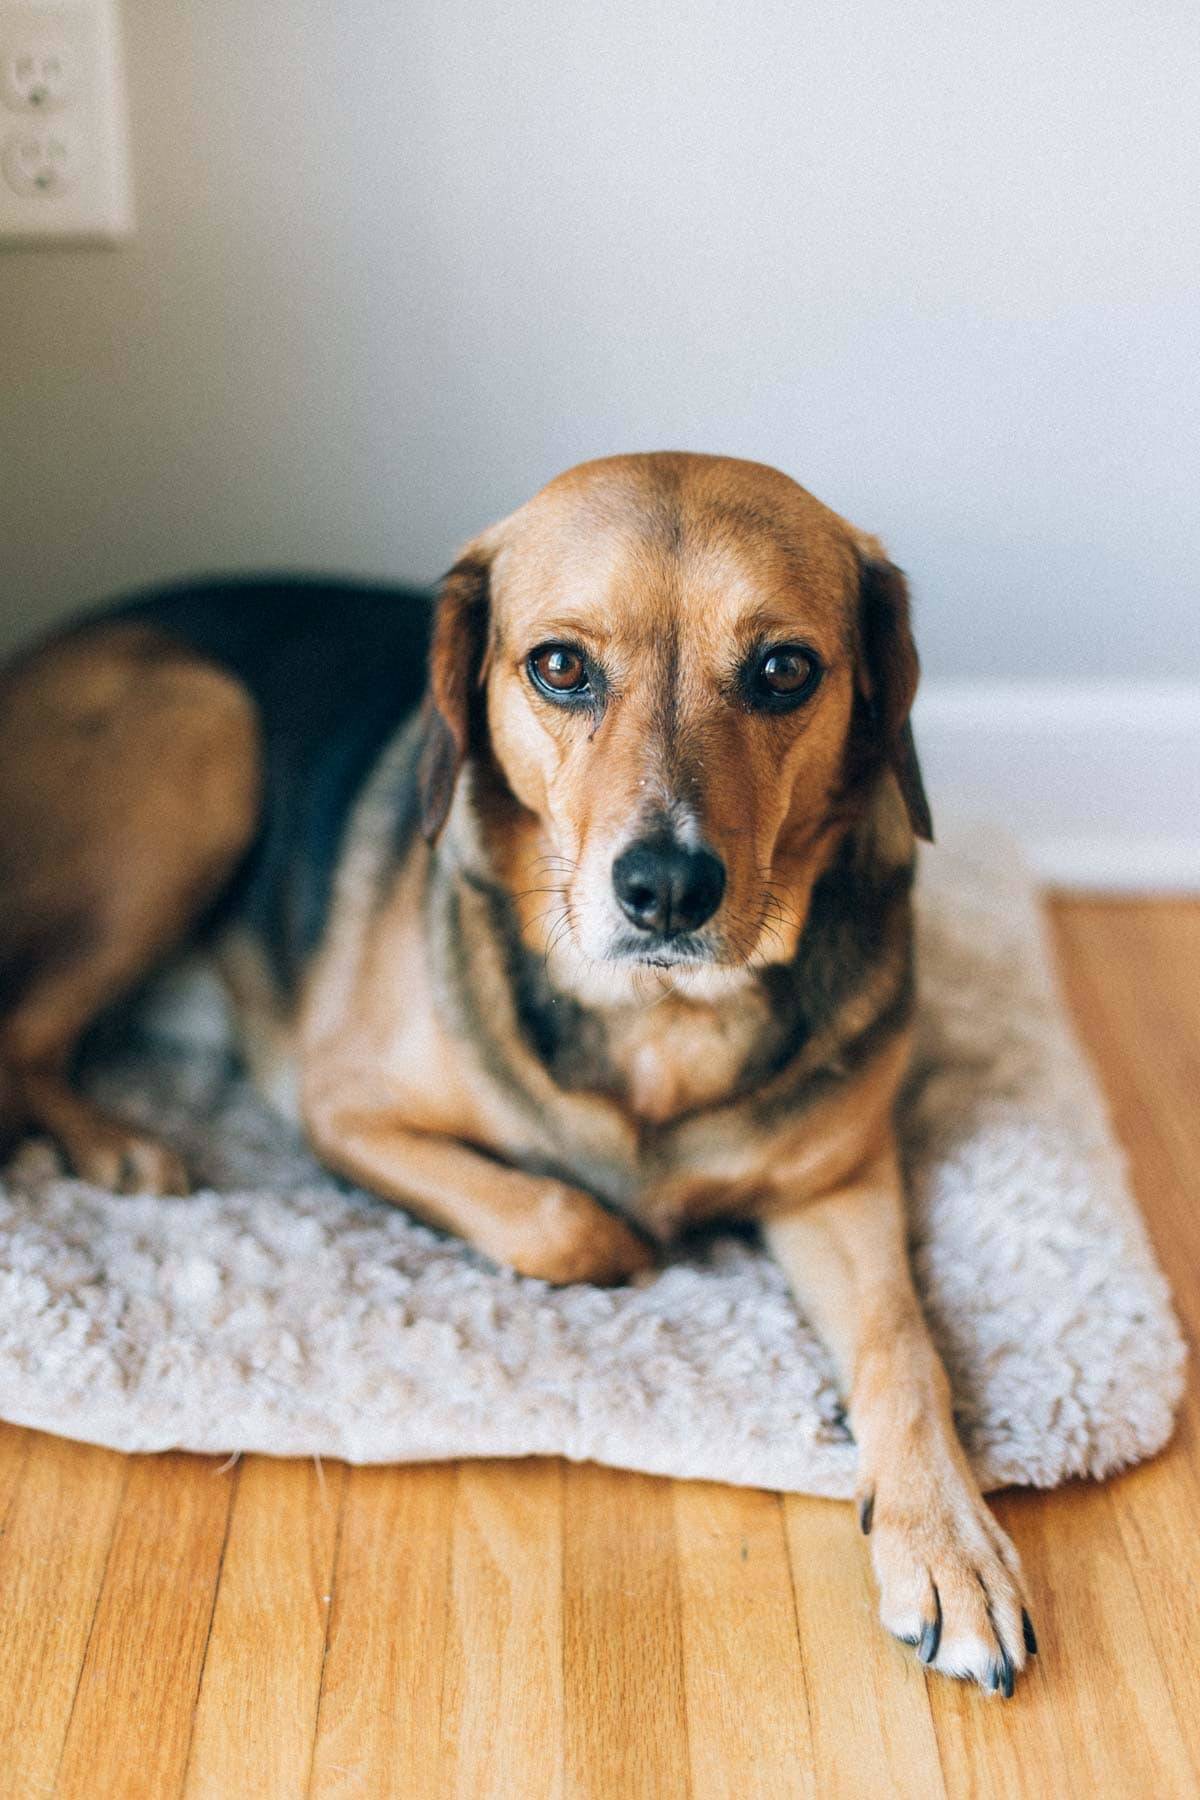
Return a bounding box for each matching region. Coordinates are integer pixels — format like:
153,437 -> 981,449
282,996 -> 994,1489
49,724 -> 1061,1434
2,38 -> 76,109
2,120 -> 79,193
0,0 -> 133,244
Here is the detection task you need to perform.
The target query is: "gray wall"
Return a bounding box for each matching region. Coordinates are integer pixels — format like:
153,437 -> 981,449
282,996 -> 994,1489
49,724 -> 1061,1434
3,0 -> 1197,677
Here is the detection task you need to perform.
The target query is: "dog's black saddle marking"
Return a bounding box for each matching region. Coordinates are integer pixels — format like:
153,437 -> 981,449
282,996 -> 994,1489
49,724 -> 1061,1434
105,574 -> 435,990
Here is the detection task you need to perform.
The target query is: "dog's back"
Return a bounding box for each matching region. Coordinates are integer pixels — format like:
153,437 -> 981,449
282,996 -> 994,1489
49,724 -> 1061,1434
0,576 -> 431,1180
106,576 -> 434,985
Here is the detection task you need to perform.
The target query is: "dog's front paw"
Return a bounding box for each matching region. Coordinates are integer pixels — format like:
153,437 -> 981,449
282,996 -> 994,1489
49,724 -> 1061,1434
860,1459 -> 1036,1695
507,1183 -> 656,1287
58,1121 -> 190,1195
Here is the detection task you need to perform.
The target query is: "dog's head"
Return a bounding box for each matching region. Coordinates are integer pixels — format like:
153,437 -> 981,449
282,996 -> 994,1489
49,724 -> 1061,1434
419,452 -> 930,1003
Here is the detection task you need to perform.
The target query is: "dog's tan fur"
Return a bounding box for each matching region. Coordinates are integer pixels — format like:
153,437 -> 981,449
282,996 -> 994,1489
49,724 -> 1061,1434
0,453 -> 1033,1692
0,623 -> 260,1188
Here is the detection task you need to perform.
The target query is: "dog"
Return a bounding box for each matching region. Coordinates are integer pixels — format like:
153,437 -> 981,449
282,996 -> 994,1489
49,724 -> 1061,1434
0,452 -> 1034,1693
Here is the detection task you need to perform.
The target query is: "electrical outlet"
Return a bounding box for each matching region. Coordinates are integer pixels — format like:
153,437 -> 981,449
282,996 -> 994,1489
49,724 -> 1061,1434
3,120 -> 78,192
0,1 -> 132,244
2,39 -> 75,109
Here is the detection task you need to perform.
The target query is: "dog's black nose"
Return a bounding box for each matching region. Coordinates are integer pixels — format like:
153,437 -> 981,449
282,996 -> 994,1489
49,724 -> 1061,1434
612,838 -> 726,936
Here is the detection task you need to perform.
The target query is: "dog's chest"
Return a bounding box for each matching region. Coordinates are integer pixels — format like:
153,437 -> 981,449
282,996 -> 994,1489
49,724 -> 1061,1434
595,993 -> 772,1125
507,989 -> 789,1238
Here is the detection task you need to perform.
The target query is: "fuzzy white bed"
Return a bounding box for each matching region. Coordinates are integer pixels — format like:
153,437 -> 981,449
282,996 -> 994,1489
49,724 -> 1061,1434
0,829 -> 1184,1495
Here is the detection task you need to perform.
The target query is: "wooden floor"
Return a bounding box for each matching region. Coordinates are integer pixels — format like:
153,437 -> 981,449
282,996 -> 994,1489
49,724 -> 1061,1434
0,898 -> 1197,1798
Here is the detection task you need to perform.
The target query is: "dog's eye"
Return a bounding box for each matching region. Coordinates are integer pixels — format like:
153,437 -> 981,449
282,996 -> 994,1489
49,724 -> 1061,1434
749,644 -> 823,708
528,643 -> 591,699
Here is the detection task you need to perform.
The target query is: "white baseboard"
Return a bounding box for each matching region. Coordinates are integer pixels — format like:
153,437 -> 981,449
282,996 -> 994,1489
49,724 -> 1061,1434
912,682 -> 1200,892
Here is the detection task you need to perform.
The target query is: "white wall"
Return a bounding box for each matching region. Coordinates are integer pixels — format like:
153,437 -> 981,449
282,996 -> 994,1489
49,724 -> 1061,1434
2,0 -> 1198,680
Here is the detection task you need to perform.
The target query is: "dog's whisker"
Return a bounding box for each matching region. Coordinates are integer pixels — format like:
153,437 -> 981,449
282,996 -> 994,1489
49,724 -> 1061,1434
509,884 -> 569,903
541,903 -> 577,969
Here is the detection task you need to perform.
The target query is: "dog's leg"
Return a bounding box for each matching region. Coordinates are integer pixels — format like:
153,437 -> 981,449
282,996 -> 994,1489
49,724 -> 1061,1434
0,624 -> 261,1191
9,1068 -> 194,1194
306,1107 -> 654,1285
764,1144 -> 1035,1694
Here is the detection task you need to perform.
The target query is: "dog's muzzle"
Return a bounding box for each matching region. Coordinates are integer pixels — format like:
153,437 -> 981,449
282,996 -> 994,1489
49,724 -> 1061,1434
611,835 -> 726,938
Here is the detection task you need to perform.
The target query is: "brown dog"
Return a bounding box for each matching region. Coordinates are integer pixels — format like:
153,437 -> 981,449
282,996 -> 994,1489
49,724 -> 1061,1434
0,452 -> 1034,1693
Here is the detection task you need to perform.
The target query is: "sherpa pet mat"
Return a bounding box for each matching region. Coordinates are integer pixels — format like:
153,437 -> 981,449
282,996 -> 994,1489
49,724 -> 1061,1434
0,828 -> 1185,1495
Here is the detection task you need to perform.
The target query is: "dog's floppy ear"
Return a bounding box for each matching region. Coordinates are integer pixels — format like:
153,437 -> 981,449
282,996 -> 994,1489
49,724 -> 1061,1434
854,539 -> 934,843
417,550 -> 492,842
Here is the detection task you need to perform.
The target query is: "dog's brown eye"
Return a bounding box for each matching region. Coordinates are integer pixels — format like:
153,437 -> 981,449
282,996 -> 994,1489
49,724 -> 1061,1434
750,644 -> 823,707
528,643 -> 590,698
761,649 -> 814,693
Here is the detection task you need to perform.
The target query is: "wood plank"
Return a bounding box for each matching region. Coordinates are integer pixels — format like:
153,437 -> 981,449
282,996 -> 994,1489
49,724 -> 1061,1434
913,901 -> 1198,1796
441,1459 -> 565,1800
0,1432 -> 128,1800
1002,1477 -> 1196,1797
308,1461 -> 458,1797
919,1485 -> 1085,1800
562,1462 -> 691,1800
1091,1431 -> 1200,1779
1049,901 -> 1200,1312
0,1420 -> 33,1535
780,1493 -> 946,1800
1042,900 -> 1200,1779
1049,907 -> 1200,1359
184,1455 -> 347,1800
672,1481 -> 813,1799
55,1451 -> 238,1800
1046,905 -> 1200,1383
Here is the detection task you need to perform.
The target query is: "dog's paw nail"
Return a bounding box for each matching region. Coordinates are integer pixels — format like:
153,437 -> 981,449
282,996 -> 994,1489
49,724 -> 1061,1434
917,1586 -> 942,1665
1022,1609 -> 1038,1656
983,1653 -> 1015,1698
857,1490 -> 875,1535
989,1650 -> 1016,1699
